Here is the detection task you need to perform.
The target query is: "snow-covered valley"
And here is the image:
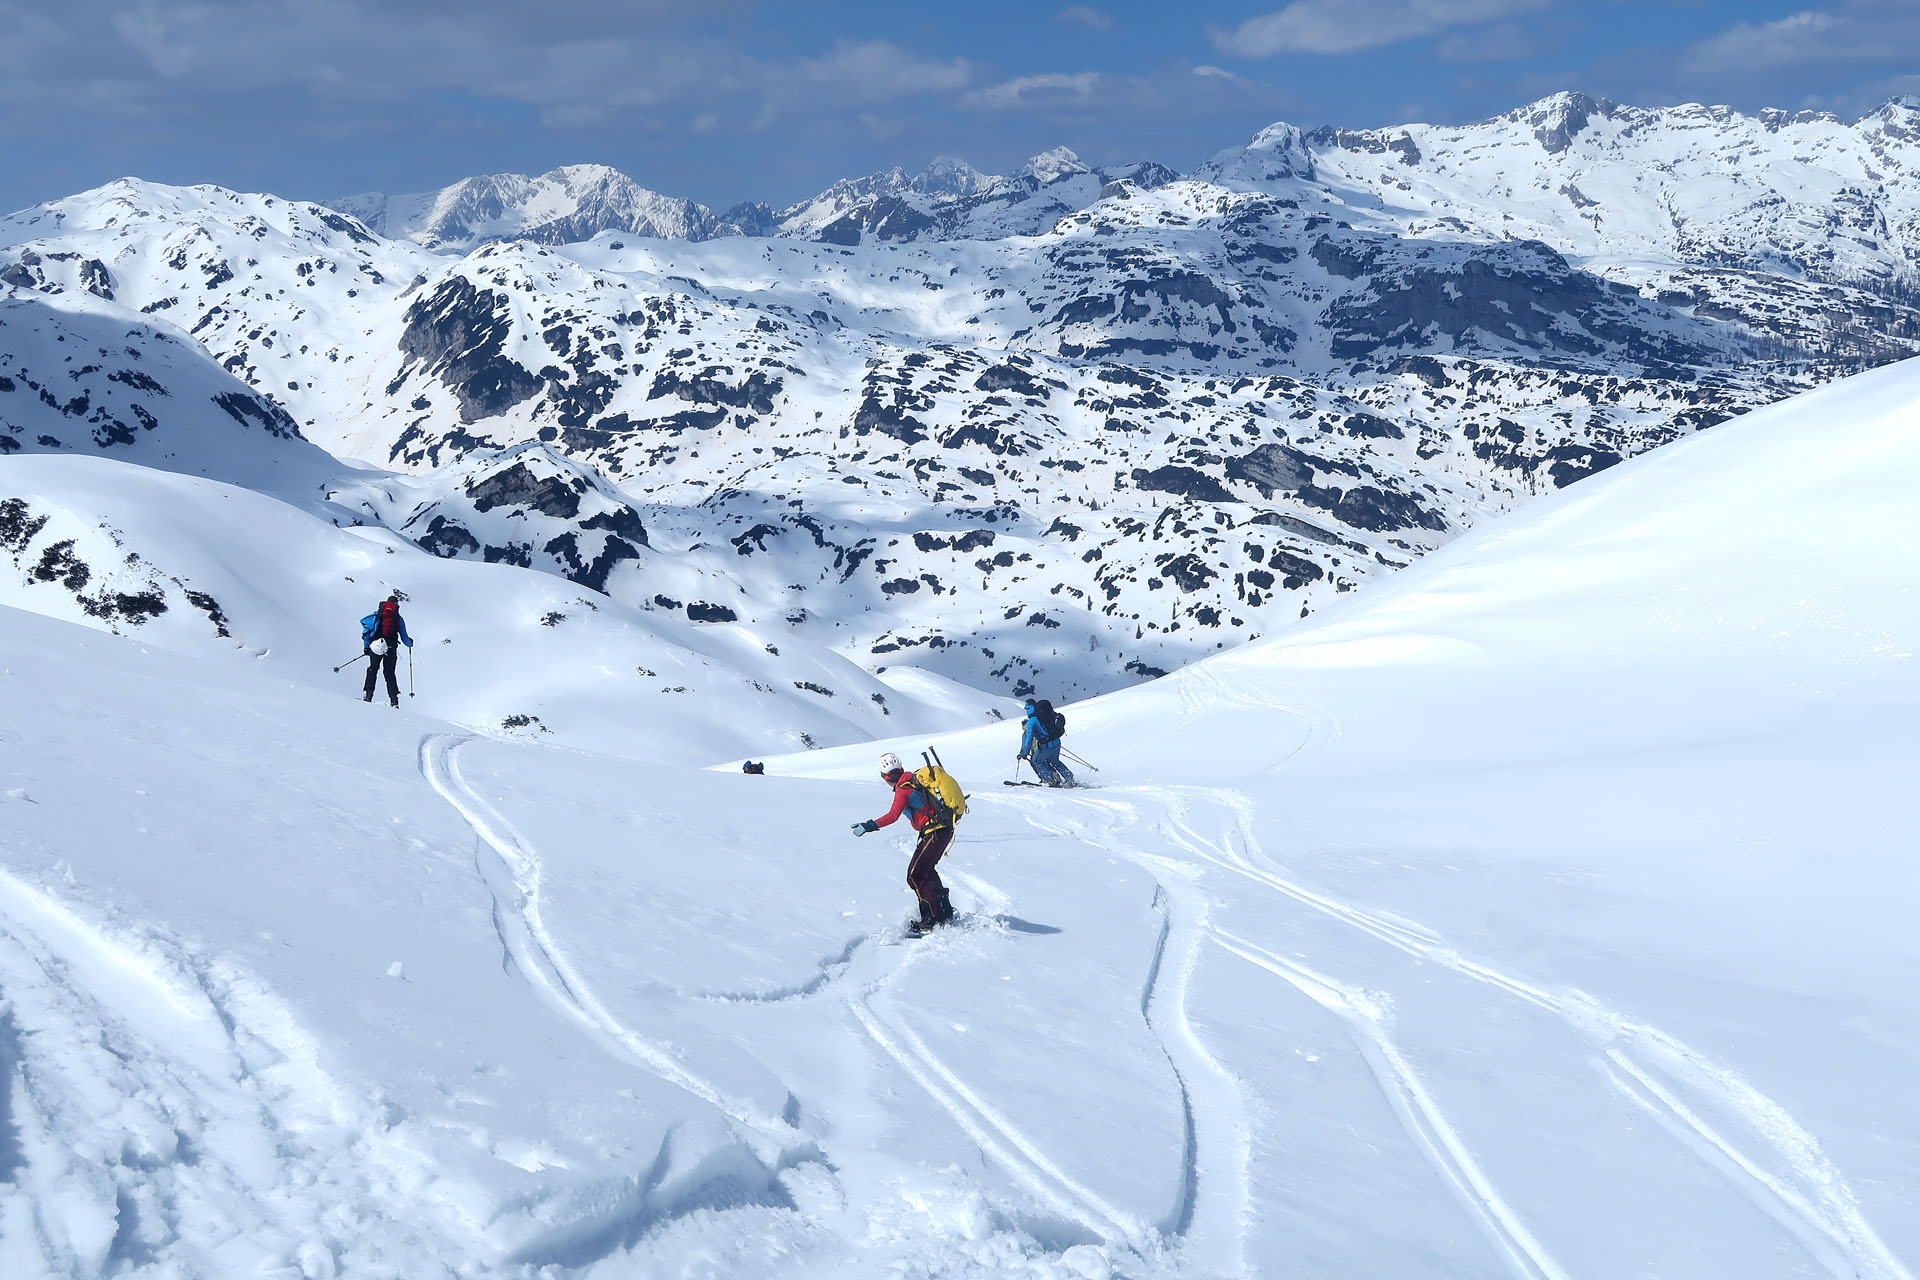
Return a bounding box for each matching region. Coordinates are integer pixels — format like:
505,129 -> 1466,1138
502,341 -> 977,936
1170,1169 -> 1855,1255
6,94 -> 1920,701
2,338 -> 1915,1276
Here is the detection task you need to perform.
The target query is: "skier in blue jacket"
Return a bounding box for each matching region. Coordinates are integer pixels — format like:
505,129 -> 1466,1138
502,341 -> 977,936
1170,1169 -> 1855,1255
1019,698 -> 1074,787
359,594 -> 413,706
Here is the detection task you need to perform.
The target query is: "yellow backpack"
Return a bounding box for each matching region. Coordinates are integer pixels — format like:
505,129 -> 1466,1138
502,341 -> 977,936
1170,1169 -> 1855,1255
915,748 -> 968,824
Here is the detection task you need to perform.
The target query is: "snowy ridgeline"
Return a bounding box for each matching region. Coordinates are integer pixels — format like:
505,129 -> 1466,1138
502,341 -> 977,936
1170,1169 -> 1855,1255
0,358 -> 1915,1277
5,93 -> 1920,701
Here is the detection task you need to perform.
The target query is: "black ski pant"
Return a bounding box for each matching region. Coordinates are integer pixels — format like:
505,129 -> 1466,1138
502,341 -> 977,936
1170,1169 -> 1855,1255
907,824 -> 953,919
363,647 -> 399,702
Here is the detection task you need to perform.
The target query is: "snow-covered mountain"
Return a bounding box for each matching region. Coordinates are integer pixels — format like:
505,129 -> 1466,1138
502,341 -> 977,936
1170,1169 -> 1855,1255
338,151 -> 1181,252
5,96 -> 1920,703
2,354 -> 1914,1278
332,164 -> 754,251
773,148 -> 1179,244
1208,92 -> 1920,293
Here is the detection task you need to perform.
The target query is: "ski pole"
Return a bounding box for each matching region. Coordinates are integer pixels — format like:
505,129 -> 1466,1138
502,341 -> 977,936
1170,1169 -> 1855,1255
332,650 -> 368,673
1061,747 -> 1100,772
408,647 -> 415,698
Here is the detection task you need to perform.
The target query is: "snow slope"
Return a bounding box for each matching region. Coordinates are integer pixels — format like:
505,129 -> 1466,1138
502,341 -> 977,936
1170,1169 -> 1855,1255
0,453 -> 1015,760
2,356 -> 1915,1277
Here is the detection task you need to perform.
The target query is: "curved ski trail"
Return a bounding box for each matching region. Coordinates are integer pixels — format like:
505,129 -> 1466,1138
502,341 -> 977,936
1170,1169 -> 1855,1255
417,732 -> 804,1158
1213,928 -> 1571,1280
1154,783 -> 1915,1280
992,789 -> 1254,1274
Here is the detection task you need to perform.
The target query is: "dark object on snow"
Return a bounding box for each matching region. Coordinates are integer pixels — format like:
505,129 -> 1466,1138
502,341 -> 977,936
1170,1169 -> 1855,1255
742,761 -> 765,775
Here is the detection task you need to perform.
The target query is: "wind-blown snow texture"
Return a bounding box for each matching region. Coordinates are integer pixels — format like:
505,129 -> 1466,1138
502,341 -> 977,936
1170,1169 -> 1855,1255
1,352 -> 1915,1278
5,94 -> 1918,700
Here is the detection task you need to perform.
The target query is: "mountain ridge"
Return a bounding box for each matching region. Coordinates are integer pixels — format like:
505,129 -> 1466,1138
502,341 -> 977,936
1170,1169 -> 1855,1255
5,91 -> 1918,701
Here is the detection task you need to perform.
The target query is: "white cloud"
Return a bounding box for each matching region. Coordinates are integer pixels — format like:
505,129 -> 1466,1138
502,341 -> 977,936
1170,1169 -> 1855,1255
1056,5 -> 1113,31
953,62 -> 1297,132
1684,1 -> 1920,74
961,73 -> 1100,112
1209,0 -> 1555,58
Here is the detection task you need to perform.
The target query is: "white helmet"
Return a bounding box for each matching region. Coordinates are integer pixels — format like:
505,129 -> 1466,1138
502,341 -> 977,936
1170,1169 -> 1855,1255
879,751 -> 904,778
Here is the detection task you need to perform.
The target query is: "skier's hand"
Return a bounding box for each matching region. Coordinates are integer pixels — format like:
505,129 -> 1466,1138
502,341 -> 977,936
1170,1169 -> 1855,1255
363,647 -> 372,657
404,638 -> 414,647
1017,752 -> 1029,761
852,820 -> 879,835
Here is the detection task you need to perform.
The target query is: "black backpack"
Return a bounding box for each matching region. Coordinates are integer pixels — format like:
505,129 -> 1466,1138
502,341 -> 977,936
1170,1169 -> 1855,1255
1036,699 -> 1067,741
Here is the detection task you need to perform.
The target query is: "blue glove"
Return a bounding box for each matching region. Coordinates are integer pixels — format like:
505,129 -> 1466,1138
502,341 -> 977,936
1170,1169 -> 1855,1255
852,820 -> 879,835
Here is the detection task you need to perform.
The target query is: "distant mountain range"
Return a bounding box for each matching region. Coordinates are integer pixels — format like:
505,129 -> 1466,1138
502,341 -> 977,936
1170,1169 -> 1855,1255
331,148 -> 1180,251
4,92 -> 1917,699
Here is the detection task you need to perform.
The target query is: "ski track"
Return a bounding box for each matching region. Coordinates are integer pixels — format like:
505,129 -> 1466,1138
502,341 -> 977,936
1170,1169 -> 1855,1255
0,862 -> 467,1276
834,864 -> 1149,1251
429,728 -> 1145,1266
846,994 -> 1140,1249
1211,929 -> 1573,1280
417,732 -> 807,1159
1003,792 -> 1254,1275
422,715 -> 1910,1280
1122,780 -> 1914,1280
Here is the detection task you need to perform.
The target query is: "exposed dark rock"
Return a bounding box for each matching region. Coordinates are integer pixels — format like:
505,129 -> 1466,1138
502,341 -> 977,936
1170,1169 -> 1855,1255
414,515 -> 480,558
1544,443 -> 1623,487
466,461 -> 582,518
397,275 -> 541,422
974,364 -> 1044,397
1155,553 -> 1218,592
1131,465 -> 1232,503
648,367 -> 781,413
1298,483 -> 1447,533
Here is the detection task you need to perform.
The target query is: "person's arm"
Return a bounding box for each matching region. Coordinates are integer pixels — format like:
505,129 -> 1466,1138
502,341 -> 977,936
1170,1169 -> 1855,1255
1019,720 -> 1038,756
872,783 -> 912,828
399,616 -> 413,647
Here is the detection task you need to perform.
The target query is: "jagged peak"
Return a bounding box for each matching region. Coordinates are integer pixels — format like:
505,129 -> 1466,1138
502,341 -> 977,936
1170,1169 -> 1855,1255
544,162 -> 634,186
1023,146 -> 1089,183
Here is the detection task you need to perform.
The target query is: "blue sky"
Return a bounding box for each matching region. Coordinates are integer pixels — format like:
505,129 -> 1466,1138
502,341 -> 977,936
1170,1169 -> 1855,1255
0,0 -> 1915,215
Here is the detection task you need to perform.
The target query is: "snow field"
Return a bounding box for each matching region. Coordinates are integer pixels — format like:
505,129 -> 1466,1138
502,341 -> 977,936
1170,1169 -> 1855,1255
0,454 -> 1008,763
2,356 -> 1917,1277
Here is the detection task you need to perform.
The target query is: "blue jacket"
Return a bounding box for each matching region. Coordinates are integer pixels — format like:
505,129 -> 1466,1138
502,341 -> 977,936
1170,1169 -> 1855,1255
1020,711 -> 1053,756
360,610 -> 413,648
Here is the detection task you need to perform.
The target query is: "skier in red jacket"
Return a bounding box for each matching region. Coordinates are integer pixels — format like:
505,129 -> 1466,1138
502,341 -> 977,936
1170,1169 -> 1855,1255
853,752 -> 955,934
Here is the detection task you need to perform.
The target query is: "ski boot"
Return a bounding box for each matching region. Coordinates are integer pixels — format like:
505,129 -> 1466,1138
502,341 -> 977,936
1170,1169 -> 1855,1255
934,887 -> 956,926
907,899 -> 938,937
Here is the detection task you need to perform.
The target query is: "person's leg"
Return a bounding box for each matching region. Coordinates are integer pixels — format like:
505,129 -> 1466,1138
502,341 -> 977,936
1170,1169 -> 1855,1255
907,826 -> 953,922
1026,739 -> 1051,783
363,653 -> 379,700
1033,739 -> 1064,785
383,649 -> 400,704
